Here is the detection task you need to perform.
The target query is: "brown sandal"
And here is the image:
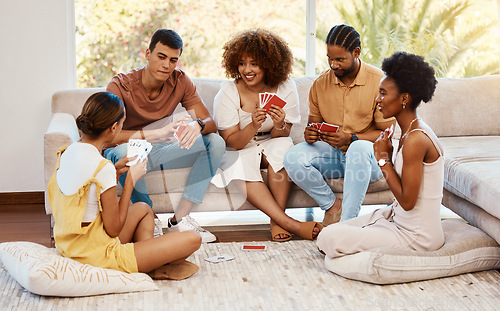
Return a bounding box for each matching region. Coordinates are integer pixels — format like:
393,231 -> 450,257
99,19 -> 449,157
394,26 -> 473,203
270,224 -> 292,242
299,221 -> 323,240
150,260 -> 199,280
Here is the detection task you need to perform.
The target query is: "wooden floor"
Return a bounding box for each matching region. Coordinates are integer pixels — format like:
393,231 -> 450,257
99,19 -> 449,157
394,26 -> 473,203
0,203 -> 463,246
0,204 -> 322,246
0,204 -> 52,247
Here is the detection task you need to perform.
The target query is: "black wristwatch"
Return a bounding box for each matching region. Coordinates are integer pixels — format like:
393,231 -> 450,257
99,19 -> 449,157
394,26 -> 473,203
195,118 -> 205,132
350,133 -> 358,143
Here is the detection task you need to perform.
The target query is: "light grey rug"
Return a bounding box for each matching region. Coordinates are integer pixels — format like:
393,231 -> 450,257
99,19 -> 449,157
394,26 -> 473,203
1,240 -> 499,311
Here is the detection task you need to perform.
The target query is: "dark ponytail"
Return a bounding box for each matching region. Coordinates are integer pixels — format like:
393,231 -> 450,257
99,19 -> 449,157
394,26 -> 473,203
76,92 -> 124,138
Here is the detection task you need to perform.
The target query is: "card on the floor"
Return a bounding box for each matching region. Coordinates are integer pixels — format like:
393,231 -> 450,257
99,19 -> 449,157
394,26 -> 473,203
127,139 -> 152,166
241,244 -> 267,251
204,254 -> 235,263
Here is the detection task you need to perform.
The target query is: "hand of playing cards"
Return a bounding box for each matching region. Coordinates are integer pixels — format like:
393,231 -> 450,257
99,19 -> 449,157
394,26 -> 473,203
174,123 -> 187,140
309,122 -> 339,132
127,139 -> 152,166
259,92 -> 286,112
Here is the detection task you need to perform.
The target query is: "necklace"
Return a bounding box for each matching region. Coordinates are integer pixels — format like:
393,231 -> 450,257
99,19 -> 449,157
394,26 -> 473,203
247,83 -> 268,108
402,117 -> 420,139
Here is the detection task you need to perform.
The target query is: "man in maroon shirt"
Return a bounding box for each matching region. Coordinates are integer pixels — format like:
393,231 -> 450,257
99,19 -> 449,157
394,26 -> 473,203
104,29 -> 225,243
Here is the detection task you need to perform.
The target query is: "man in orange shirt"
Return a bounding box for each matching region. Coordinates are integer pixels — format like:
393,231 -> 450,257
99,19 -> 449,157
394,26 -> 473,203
105,29 -> 225,243
284,24 -> 394,226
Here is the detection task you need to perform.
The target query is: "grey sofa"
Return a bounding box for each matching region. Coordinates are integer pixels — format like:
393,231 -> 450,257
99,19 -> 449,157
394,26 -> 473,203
44,76 -> 393,216
44,75 -> 500,244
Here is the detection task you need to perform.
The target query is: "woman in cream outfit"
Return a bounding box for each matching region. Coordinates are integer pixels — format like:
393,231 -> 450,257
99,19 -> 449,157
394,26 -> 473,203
317,52 -> 445,257
212,29 -> 322,241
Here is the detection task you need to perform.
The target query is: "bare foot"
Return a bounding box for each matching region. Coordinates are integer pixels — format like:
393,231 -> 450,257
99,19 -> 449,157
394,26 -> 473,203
312,224 -> 321,239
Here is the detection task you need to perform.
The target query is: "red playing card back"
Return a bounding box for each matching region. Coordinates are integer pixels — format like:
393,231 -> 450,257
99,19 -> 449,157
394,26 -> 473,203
262,94 -> 286,112
320,123 -> 339,132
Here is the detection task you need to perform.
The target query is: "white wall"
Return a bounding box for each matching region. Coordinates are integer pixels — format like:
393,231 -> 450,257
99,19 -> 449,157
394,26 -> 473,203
0,0 -> 76,192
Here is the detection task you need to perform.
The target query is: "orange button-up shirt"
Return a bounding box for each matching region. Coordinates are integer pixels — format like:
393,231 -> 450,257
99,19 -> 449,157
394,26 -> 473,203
309,61 -> 393,140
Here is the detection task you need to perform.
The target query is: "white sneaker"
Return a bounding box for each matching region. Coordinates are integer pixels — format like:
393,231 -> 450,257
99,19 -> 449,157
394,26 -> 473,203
154,218 -> 164,238
166,215 -> 216,243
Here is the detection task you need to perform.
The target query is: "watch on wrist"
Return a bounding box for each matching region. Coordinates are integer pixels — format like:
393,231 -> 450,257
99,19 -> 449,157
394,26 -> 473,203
350,133 -> 358,143
378,158 -> 390,167
195,118 -> 205,132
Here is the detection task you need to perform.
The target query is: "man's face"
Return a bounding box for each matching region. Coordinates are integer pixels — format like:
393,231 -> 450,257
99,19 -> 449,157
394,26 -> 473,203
145,42 -> 182,82
326,45 -> 358,79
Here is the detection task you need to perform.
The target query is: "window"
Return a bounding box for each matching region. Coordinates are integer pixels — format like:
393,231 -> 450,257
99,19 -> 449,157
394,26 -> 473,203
76,0 -> 500,88
76,0 -> 309,87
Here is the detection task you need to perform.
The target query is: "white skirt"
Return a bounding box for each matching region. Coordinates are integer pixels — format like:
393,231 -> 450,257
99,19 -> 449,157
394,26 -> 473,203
211,136 -> 294,188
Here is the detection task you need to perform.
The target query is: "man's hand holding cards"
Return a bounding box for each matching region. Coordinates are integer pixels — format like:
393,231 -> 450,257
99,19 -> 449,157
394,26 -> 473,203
259,92 -> 286,113
127,139 -> 152,166
309,122 -> 339,133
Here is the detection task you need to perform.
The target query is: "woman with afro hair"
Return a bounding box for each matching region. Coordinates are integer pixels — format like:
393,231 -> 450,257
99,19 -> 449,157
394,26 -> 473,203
211,29 -> 322,241
317,52 -> 445,257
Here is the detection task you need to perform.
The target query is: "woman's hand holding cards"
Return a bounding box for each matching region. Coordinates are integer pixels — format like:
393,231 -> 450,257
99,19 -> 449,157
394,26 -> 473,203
114,154 -> 147,184
114,155 -> 131,181
374,124 -> 394,161
128,157 -> 147,185
251,108 -> 267,130
268,105 -> 286,130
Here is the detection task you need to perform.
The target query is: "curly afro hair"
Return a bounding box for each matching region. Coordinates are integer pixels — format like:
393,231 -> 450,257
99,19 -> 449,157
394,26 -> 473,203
221,29 -> 293,88
381,52 -> 437,110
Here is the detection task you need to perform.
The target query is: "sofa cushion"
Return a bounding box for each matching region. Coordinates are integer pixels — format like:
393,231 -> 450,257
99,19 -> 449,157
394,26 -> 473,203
441,136 -> 500,219
0,241 -> 158,297
324,219 -> 500,284
418,75 -> 500,137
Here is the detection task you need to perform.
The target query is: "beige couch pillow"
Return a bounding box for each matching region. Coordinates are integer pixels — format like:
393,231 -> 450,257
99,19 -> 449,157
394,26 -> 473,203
324,219 -> 500,284
0,241 -> 158,296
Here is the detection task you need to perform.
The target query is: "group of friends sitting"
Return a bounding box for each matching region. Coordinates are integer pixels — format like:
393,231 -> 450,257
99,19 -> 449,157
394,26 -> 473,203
48,24 -> 444,280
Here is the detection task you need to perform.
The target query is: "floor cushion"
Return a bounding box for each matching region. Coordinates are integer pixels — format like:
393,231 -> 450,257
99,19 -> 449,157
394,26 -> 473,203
324,219 -> 500,284
0,241 -> 158,297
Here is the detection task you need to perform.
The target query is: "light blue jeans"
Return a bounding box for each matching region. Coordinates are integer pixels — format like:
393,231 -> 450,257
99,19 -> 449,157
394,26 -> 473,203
104,133 -> 225,207
283,140 -> 383,221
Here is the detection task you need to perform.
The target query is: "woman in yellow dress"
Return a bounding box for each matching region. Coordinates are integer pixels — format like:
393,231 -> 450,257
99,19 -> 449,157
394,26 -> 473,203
48,92 -> 201,279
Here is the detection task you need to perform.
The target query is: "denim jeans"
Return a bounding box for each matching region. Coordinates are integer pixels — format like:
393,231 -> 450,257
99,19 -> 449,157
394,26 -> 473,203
104,133 -> 225,207
283,140 -> 382,221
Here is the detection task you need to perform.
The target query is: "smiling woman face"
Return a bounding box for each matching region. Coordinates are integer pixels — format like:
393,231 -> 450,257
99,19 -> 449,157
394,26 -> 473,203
238,54 -> 265,88
376,75 -> 406,119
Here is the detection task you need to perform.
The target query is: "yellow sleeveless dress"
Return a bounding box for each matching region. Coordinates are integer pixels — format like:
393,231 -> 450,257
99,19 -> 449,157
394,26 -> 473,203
48,146 -> 138,273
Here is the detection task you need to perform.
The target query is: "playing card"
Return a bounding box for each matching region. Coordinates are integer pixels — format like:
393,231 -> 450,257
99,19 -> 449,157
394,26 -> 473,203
261,93 -> 286,112
174,124 -> 187,140
309,122 -> 321,129
204,254 -> 235,263
387,124 -> 394,138
127,139 -> 152,166
241,244 -> 267,251
319,122 -> 339,132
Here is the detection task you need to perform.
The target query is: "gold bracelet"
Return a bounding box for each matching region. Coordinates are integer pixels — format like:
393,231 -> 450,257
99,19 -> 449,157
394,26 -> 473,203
274,122 -> 287,131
